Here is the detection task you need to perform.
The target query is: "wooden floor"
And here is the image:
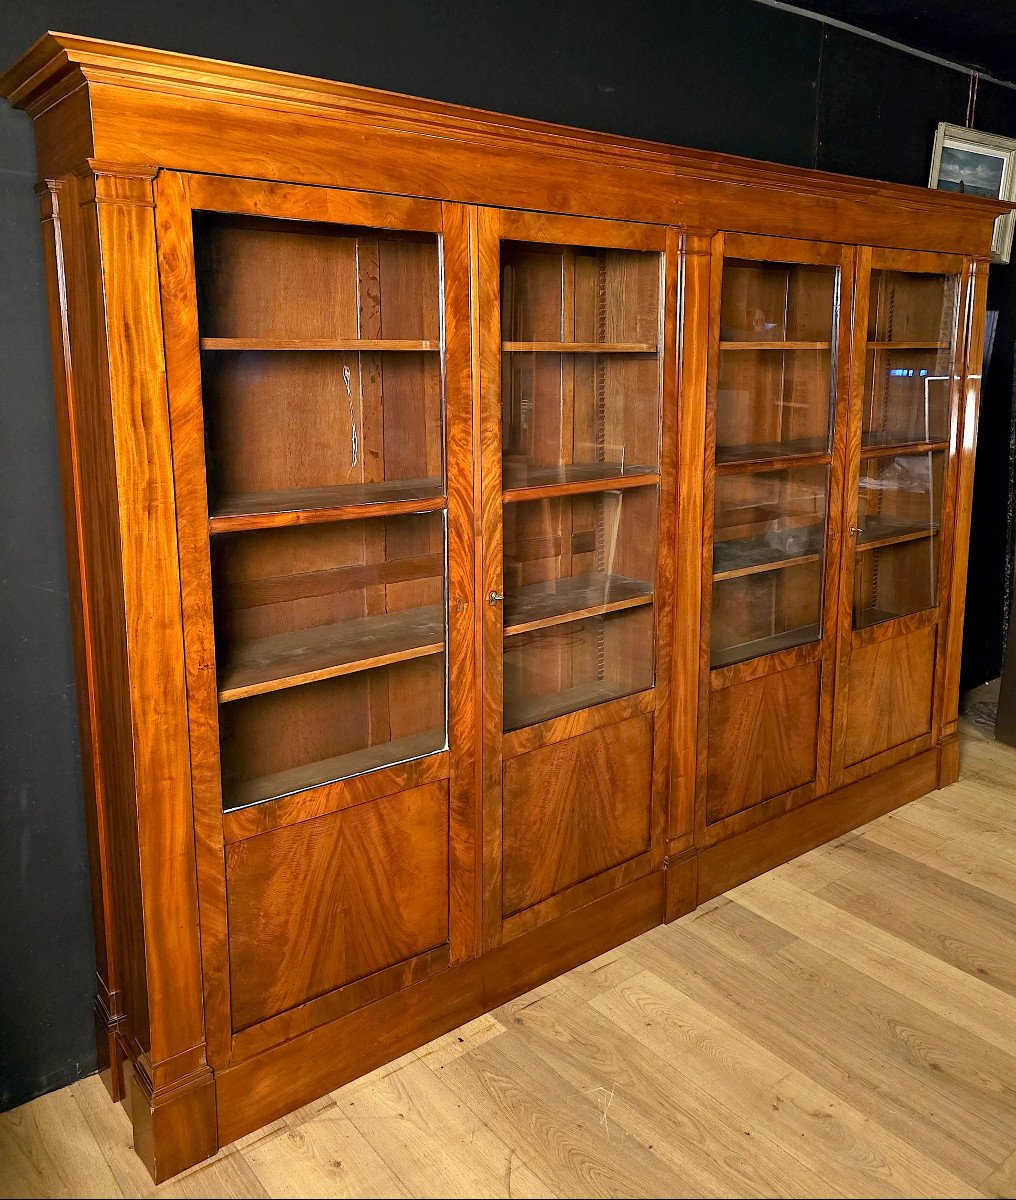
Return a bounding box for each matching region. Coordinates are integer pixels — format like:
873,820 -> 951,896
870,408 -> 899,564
4,720 -> 1016,1199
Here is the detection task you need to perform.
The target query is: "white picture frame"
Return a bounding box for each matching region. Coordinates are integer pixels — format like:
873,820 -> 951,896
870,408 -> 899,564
929,122 -> 1016,263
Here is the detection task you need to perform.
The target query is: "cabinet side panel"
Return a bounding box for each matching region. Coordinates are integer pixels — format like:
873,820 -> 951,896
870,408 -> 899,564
37,178 -> 124,1090
62,170 -> 151,1054
86,167 -> 207,1082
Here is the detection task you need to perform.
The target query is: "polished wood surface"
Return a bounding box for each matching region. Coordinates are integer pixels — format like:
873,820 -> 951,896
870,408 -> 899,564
706,660 -> 821,824
5,724 -> 1016,1199
0,30 -> 1002,1181
842,624 -> 937,767
226,781 -> 449,1028
502,715 -> 653,916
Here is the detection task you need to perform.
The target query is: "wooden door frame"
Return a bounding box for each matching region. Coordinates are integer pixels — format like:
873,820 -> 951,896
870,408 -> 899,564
154,170 -> 477,1067
696,231 -> 855,847
830,246 -> 971,787
475,206 -> 678,949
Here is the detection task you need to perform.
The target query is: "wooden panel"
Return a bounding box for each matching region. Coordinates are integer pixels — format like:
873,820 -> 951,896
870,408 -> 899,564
225,781 -> 449,1030
706,661 -> 820,824
843,624 -> 937,767
502,715 -> 653,916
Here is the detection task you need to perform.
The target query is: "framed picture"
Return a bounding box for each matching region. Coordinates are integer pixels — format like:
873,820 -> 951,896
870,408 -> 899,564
929,123 -> 1016,263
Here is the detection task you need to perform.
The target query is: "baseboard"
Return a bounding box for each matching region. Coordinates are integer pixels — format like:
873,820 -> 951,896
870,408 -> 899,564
696,745 -> 941,903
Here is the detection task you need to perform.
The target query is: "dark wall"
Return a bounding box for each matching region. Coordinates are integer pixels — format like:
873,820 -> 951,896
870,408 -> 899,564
2,0 -> 1013,1110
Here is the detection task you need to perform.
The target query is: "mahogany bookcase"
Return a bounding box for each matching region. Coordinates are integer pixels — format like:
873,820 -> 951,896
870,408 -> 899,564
2,32 -> 1008,1181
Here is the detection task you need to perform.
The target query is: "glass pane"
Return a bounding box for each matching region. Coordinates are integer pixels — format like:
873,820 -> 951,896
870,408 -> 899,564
503,489 -> 656,728
500,243 -> 661,487
220,661 -> 446,811
711,464 -> 828,668
212,512 -> 447,811
503,608 -> 655,732
853,450 -> 944,628
194,214 -> 444,519
862,270 -> 958,450
716,259 -> 837,463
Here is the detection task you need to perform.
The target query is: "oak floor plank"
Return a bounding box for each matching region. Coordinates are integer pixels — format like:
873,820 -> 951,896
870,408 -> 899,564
240,1106 -> 411,1199
734,874 -> 1016,1056
507,975 -> 853,1198
340,1038 -> 554,1198
631,907 -> 1002,1183
427,1029 -> 686,1197
589,967 -> 976,1199
0,1080 -> 123,1199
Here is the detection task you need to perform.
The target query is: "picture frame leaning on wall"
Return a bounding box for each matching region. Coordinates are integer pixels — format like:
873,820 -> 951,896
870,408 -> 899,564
930,122 -> 1016,263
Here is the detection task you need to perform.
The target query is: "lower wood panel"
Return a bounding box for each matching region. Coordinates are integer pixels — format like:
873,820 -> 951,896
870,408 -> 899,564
502,714 -> 653,917
706,661 -> 820,824
843,624 -> 936,767
225,781 -> 449,1029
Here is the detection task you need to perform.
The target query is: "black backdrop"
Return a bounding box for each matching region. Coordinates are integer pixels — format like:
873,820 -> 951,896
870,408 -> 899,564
2,0 -> 1015,1109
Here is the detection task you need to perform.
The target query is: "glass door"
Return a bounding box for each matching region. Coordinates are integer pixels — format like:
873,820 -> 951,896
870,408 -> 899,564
833,250 -> 966,781
498,237 -> 662,729
700,234 -> 850,836
192,206 -> 448,810
157,175 -> 476,1051
479,209 -> 673,945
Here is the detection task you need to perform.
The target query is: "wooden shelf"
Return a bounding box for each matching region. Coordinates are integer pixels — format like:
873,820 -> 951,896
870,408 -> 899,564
716,437 -> 830,473
854,605 -> 909,630
222,728 -> 446,811
856,519 -> 939,553
860,437 -> 949,459
504,679 -> 642,732
719,340 -> 831,351
201,337 -> 439,351
504,571 -> 653,636
218,604 -> 445,702
866,340 -> 950,351
713,529 -> 824,582
502,461 -> 659,502
209,479 -> 446,533
501,341 -> 657,354
711,623 -> 821,670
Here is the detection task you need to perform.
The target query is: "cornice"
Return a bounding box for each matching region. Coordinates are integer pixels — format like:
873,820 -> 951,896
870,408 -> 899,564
2,30 -> 1013,224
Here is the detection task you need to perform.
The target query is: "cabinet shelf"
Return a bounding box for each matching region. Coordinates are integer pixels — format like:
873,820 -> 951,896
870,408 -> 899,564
866,340 -> 950,350
504,679 -> 645,732
711,622 -> 821,670
223,728 -> 447,811
719,340 -> 831,351
209,480 -> 446,533
860,438 -> 949,459
504,571 -> 653,637
501,341 -> 657,354
713,529 -> 824,582
200,337 -> 439,352
716,438 -> 830,473
856,519 -> 939,553
218,604 -> 445,702
502,462 -> 659,501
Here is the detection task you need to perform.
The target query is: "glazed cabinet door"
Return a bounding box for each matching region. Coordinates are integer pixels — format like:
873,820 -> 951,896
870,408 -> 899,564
698,233 -> 852,843
154,174 -> 476,1066
831,248 -> 969,784
477,209 -> 678,945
